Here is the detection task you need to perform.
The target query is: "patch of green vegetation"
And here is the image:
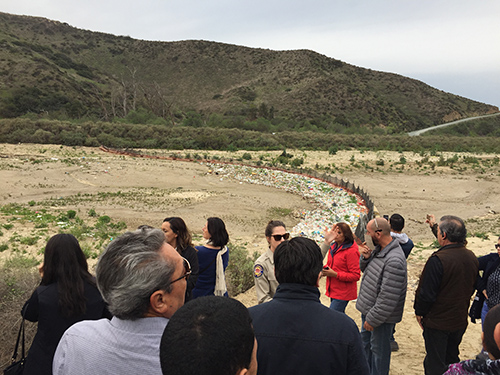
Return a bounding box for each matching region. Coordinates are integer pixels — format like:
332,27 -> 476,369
226,243 -> 259,296
268,207 -> 293,217
4,253 -> 39,269
470,232 -> 489,240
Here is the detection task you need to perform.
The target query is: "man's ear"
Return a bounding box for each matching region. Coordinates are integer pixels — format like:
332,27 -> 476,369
493,322 -> 500,350
149,290 -> 169,316
236,369 -> 248,375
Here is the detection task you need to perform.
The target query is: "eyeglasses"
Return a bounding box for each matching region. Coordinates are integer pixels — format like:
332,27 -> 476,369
272,233 -> 290,241
495,244 -> 500,249
170,257 -> 192,284
373,219 -> 382,233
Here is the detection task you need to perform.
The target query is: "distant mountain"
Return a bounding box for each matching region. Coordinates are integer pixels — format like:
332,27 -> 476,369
0,12 -> 497,132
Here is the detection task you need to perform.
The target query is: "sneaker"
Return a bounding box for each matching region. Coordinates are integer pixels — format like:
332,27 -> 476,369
390,340 -> 399,352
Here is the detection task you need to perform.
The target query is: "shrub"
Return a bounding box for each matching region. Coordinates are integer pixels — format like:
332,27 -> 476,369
225,243 -> 259,296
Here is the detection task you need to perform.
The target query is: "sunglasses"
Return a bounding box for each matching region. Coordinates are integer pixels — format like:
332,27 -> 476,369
373,219 -> 382,233
171,257 -> 192,284
495,244 -> 500,249
272,233 -> 290,241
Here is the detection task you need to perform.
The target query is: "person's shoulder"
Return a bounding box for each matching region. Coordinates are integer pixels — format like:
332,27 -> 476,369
318,305 -> 360,331
65,318 -> 110,336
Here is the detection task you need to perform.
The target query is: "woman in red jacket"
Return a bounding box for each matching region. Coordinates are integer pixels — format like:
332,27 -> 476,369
321,222 -> 361,313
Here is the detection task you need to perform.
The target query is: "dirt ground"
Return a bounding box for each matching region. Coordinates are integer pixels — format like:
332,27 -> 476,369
2,143 -> 500,374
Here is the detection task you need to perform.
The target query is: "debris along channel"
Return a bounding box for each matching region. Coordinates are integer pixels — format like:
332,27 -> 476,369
206,163 -> 367,242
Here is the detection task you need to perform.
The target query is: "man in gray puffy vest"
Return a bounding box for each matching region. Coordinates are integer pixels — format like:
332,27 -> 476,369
356,217 -> 408,375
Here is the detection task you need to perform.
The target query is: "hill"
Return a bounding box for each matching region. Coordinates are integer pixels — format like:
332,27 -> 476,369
0,12 -> 497,132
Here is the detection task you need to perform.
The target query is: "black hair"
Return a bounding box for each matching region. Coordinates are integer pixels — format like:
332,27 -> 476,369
160,296 -> 255,375
41,233 -> 94,317
389,214 -> 405,232
439,215 -> 466,244
164,217 -> 193,253
207,217 -> 229,248
483,304 -> 500,359
265,220 -> 286,237
274,237 -> 323,286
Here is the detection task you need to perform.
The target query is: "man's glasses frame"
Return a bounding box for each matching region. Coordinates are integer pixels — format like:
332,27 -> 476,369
373,219 -> 382,233
171,257 -> 192,284
272,233 -> 290,241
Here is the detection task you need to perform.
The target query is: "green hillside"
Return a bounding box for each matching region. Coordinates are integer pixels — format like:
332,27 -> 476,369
0,12 -> 497,133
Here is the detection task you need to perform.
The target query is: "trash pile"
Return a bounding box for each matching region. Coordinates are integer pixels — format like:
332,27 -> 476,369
206,163 -> 367,243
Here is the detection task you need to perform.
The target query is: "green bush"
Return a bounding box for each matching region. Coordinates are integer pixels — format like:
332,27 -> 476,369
226,243 -> 259,296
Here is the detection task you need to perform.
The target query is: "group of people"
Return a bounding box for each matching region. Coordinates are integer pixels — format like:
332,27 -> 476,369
14,211 -> 500,375
252,214 -> 500,375
20,216 -> 229,375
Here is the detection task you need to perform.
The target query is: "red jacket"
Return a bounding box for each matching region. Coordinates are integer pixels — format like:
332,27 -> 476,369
326,241 -> 361,301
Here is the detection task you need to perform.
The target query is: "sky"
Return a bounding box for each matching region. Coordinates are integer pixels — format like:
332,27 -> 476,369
2,0 -> 500,107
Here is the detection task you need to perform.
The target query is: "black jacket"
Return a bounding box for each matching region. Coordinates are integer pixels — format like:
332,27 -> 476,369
21,281 -> 110,375
248,283 -> 369,375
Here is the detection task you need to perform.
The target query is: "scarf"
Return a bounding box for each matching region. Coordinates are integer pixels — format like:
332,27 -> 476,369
214,246 -> 228,296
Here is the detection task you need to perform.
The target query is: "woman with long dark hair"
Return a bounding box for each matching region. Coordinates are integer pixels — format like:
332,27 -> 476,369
21,234 -> 110,375
192,217 -> 229,298
162,217 -> 199,301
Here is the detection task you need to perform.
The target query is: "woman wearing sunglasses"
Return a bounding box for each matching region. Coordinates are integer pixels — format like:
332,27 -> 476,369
192,217 -> 230,298
321,222 -> 361,313
162,217 -> 199,301
254,220 -> 289,304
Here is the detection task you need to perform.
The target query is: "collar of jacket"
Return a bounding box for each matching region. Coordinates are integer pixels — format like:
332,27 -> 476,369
374,238 -> 400,258
274,283 -> 321,302
331,241 -> 354,253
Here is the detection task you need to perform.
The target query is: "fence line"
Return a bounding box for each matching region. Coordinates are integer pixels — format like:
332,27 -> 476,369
99,146 -> 374,239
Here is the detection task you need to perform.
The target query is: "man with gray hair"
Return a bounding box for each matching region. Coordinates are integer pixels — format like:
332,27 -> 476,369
53,227 -> 189,375
415,215 -> 479,375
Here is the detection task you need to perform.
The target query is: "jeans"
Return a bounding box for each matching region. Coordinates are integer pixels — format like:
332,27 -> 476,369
330,298 -> 349,313
481,300 -> 489,330
361,315 -> 394,375
422,326 -> 466,375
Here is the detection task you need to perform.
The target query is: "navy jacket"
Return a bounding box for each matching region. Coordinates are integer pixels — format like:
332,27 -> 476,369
249,283 -> 369,375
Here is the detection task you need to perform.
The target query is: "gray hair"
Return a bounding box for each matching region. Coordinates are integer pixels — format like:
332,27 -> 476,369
439,215 -> 467,244
96,228 -> 176,320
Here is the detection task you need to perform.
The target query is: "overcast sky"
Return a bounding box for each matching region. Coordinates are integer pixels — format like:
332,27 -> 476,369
2,0 -> 499,107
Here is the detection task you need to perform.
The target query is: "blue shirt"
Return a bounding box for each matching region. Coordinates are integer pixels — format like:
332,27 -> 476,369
53,316 -> 168,375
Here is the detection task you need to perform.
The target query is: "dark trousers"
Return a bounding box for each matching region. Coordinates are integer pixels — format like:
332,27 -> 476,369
422,326 -> 467,375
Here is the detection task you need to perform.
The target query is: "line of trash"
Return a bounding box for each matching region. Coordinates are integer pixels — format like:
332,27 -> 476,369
205,163 -> 367,243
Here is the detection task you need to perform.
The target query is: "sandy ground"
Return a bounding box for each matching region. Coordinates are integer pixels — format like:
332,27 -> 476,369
2,143 -> 500,374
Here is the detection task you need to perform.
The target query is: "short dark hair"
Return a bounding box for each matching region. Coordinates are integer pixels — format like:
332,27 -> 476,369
439,215 -> 466,244
389,214 -> 405,232
274,237 -> 323,286
160,296 -> 255,375
207,217 -> 229,248
483,304 -> 500,359
163,217 -> 193,252
265,220 -> 286,238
